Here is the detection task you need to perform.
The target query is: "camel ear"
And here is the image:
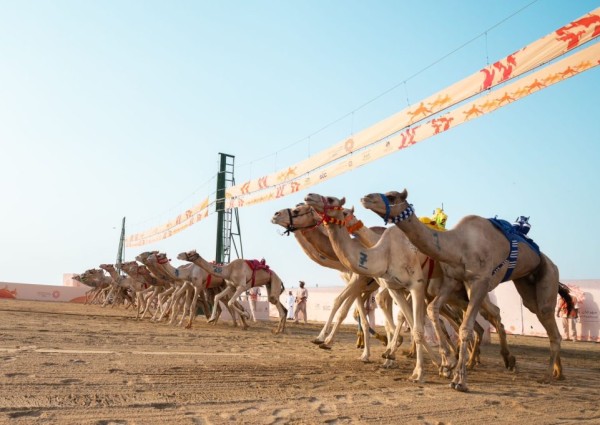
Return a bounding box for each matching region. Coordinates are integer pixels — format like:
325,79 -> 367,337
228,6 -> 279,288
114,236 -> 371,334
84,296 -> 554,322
351,206 -> 355,213
340,197 -> 346,206
400,189 -> 408,201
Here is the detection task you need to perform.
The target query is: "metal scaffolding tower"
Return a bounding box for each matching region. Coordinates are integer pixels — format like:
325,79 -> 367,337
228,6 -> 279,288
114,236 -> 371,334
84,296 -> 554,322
215,153 -> 243,264
115,217 -> 126,274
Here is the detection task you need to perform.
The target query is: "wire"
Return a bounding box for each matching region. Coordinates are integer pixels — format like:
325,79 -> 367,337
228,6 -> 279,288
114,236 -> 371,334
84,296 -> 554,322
236,0 -> 539,168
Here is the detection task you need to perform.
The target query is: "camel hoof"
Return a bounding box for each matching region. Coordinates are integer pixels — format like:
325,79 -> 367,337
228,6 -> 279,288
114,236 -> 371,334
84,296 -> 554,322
318,343 -> 332,350
506,355 -> 517,371
359,357 -> 371,363
450,382 -> 469,392
311,339 -> 325,345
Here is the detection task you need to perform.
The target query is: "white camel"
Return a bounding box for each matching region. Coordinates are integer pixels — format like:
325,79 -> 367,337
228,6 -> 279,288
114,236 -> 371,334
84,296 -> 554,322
305,193 -> 440,382
271,203 -> 392,362
178,250 -> 288,334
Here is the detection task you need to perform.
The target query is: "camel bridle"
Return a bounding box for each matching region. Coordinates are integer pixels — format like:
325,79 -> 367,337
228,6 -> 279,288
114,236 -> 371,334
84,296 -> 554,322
317,196 -> 349,227
282,208 -> 323,235
377,193 -> 414,224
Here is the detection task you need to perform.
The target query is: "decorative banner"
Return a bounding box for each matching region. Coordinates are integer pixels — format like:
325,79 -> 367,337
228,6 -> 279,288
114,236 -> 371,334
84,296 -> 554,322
126,197 -> 210,247
227,42 -> 600,208
126,8 -> 600,247
226,7 -> 600,201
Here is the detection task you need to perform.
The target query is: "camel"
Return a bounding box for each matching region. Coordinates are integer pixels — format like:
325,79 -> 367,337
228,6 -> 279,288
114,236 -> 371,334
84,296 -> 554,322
143,253 -> 202,326
271,204 -> 391,362
305,193 -> 442,382
340,206 -> 507,373
135,251 -> 184,321
361,189 -> 572,391
121,260 -> 170,319
72,271 -> 108,304
98,264 -> 138,308
78,268 -> 113,305
120,261 -> 163,319
151,252 -> 248,329
178,250 -> 288,334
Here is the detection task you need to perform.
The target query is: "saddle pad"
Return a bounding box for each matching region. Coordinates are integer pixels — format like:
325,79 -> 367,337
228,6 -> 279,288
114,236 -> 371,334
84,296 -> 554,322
488,218 -> 541,256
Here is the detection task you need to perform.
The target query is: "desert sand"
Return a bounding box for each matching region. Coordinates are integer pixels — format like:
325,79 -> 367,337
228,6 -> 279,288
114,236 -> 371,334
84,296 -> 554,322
0,299 -> 599,425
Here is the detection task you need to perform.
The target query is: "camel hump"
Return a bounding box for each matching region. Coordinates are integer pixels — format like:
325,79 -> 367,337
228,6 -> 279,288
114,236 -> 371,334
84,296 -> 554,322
245,259 -> 271,273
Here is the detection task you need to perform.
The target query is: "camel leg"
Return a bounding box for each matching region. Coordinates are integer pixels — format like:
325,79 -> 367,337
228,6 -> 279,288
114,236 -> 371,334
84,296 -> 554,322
264,279 -> 287,334
175,286 -> 192,326
227,286 -> 252,321
208,286 -> 229,323
154,287 -> 174,321
451,281 -> 489,392
355,296 -> 372,363
466,321 -> 483,370
154,287 -> 176,321
380,289 -> 414,369
141,287 -> 160,319
513,257 -> 563,381
232,300 -> 249,330
185,285 -> 201,329
102,285 -> 116,307
313,274 -> 362,344
167,288 -> 184,325
427,289 -> 459,377
479,296 -> 516,371
376,288 -> 397,343
319,294 -> 359,349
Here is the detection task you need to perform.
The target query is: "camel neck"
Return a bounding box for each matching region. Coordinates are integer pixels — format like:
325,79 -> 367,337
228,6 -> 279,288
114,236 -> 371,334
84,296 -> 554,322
393,213 -> 458,264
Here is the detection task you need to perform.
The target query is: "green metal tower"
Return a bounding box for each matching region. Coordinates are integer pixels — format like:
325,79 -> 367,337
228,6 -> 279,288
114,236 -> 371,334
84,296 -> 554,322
215,153 -> 243,264
116,216 -> 126,274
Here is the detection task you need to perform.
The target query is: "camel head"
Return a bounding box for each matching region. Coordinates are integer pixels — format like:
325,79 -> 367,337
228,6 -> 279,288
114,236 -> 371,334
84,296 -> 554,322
120,261 -> 139,275
271,203 -> 323,234
135,251 -> 159,263
304,193 -> 346,214
177,250 -> 199,262
360,189 -> 409,224
156,252 -> 170,264
304,194 -> 348,227
99,263 -> 115,271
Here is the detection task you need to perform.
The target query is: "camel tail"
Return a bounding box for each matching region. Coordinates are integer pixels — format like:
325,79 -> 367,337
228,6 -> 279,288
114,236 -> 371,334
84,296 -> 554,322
558,282 -> 575,315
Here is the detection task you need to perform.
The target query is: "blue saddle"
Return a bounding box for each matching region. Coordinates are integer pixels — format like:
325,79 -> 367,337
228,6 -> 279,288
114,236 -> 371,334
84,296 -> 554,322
488,218 -> 540,282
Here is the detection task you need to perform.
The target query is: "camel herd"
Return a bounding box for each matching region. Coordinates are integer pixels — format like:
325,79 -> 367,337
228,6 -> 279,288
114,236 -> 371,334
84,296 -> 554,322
73,188 -> 574,393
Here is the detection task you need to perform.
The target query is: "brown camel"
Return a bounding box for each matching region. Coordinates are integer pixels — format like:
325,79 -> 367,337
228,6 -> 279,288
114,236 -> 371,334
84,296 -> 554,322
341,206 -> 507,374
361,189 -> 571,391
152,252 -> 247,329
305,193 -> 442,382
121,260 -> 170,320
99,264 -> 138,308
271,204 -> 391,362
120,261 -> 164,319
178,251 -> 288,334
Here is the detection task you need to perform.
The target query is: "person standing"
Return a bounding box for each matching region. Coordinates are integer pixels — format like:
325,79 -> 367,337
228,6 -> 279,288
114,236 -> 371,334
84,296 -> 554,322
248,286 -> 261,322
557,295 -> 578,341
287,290 -> 295,319
294,281 -> 308,324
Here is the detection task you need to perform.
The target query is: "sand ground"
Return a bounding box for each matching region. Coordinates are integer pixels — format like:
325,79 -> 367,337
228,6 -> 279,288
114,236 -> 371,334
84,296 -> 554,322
0,299 -> 599,425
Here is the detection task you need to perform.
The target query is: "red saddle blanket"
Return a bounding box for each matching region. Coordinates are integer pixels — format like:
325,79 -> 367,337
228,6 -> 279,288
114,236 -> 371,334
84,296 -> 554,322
245,259 -> 271,287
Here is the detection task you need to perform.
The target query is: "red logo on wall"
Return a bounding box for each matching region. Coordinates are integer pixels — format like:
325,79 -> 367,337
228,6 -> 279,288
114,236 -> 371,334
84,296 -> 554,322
52,290 -> 60,299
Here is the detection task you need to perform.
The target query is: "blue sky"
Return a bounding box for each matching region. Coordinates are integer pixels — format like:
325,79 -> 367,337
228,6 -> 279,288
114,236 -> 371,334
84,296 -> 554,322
1,1 -> 598,288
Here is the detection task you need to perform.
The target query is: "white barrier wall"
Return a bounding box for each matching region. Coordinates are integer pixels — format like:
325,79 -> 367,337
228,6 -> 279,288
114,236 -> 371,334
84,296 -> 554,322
490,279 -> 599,342
3,278 -> 597,342
276,280 -> 599,343
0,281 -> 89,303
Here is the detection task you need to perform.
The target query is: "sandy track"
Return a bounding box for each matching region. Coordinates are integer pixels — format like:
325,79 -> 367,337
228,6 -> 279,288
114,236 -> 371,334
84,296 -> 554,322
0,299 -> 599,425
